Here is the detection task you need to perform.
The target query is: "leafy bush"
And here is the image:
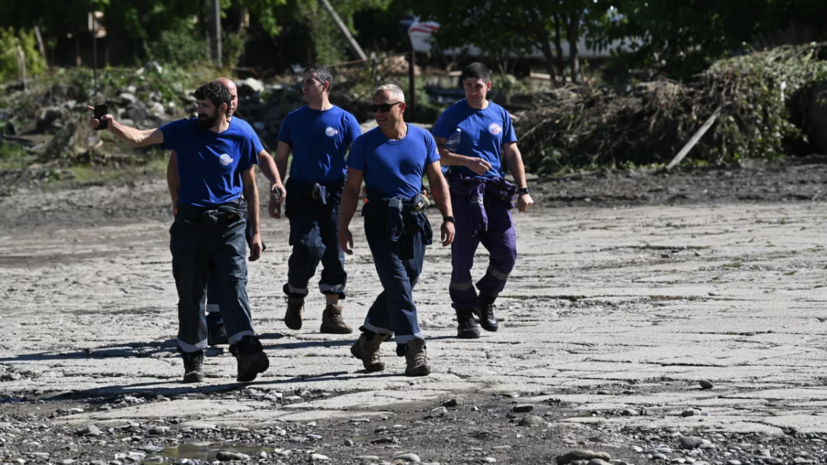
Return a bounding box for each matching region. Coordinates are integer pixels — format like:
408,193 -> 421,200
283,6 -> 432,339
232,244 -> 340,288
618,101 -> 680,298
0,27 -> 46,83
222,30 -> 249,68
147,30 -> 209,68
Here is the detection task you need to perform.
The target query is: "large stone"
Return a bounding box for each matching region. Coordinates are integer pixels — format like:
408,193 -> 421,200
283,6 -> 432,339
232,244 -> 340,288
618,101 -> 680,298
125,101 -> 150,124
556,450 -> 612,465
238,78 -> 264,97
678,436 -> 706,449
519,415 -> 548,427
392,453 -> 421,463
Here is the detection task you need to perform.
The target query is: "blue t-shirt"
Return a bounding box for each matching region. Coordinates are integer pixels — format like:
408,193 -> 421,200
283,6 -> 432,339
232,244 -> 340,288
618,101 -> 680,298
431,99 -> 517,179
347,124 -> 440,199
161,118 -> 259,208
232,117 -> 264,154
278,105 -> 361,184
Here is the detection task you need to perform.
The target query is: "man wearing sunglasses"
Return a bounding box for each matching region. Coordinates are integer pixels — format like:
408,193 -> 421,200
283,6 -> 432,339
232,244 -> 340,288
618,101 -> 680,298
339,84 -> 455,376
432,62 -> 534,339
273,66 -> 361,334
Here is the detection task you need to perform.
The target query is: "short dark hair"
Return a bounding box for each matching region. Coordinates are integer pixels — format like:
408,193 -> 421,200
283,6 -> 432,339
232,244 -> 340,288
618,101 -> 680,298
194,81 -> 231,113
462,62 -> 491,82
304,65 -> 333,92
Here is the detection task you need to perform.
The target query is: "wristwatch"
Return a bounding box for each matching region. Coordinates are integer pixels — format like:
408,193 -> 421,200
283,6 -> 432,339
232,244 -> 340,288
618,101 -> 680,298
443,216 -> 455,223
517,187 -> 530,195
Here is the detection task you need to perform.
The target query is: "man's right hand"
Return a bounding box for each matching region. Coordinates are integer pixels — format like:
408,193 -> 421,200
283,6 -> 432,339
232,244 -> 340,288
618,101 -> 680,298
339,228 -> 354,255
86,106 -> 113,130
464,156 -> 492,176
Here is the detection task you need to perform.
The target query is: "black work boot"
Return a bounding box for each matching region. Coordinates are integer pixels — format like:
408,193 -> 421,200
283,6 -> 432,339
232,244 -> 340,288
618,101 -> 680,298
404,339 -> 431,377
320,304 -> 353,334
208,324 -> 229,346
284,297 -> 304,330
476,294 -> 499,332
456,307 -> 481,339
179,349 -> 205,383
229,335 -> 269,382
350,331 -> 390,372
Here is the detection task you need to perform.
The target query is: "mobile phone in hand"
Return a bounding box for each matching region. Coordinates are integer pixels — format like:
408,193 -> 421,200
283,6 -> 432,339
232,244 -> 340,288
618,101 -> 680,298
94,104 -> 108,130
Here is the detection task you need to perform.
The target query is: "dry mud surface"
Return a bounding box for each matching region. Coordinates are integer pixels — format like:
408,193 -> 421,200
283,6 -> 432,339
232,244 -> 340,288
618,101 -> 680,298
3,158 -> 827,464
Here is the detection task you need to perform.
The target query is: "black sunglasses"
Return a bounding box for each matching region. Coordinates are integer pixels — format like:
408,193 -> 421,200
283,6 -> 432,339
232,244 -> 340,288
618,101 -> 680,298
369,102 -> 402,113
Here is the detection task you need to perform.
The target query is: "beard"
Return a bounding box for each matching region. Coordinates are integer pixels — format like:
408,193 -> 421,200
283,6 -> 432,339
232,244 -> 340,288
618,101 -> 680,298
197,112 -> 218,129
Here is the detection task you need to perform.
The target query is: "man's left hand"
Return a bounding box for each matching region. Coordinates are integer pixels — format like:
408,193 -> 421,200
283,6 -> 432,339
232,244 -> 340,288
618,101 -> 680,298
249,234 -> 263,261
517,193 -> 534,213
441,221 -> 455,246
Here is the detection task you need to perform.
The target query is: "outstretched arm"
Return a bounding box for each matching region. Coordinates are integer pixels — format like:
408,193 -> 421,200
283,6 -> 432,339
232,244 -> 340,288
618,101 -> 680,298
87,106 -> 163,147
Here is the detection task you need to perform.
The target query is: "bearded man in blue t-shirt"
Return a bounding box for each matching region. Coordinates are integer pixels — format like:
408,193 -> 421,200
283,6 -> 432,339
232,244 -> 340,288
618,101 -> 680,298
274,66 -> 361,334
340,84 -> 455,377
88,81 -> 269,384
432,62 -> 535,339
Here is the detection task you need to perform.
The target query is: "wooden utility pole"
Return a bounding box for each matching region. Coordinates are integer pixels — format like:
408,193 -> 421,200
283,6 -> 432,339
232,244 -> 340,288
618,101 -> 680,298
319,0 -> 367,61
211,0 -> 222,66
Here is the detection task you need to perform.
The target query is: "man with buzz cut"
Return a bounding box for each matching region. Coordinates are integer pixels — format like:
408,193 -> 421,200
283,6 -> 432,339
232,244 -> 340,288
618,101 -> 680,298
339,84 -> 455,377
167,77 -> 287,347
274,65 -> 361,334
89,81 -> 270,383
432,62 -> 534,339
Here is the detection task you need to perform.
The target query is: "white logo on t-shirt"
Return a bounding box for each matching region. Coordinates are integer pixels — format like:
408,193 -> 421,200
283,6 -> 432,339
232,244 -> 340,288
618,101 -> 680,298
325,127 -> 339,137
489,123 -> 502,135
219,154 -> 234,166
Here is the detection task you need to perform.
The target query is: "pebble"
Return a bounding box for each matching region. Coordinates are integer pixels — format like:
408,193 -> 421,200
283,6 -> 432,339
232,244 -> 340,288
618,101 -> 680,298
310,454 -> 330,462
492,445 -> 512,450
652,453 -> 668,460
215,451 -> 249,461
699,380 -> 714,389
511,404 -> 534,413
144,457 -> 164,463
392,453 -> 421,463
430,406 -> 448,417
482,458 -> 497,463
149,426 -> 169,435
556,450 -> 612,465
621,409 -> 638,416
632,446 -> 643,453
442,399 -> 458,407
518,415 -> 548,427
679,436 -> 706,449
681,409 -> 698,417
258,452 -> 268,459
587,460 -> 611,465
344,439 -> 355,446
62,460 -> 75,465
306,433 -> 323,440
375,426 -> 389,433
79,425 -> 102,436
350,418 -> 371,424
726,461 -> 742,465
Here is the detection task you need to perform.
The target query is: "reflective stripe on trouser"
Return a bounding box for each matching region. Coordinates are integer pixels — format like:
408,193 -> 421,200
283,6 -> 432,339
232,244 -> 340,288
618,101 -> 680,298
449,191 -> 517,309
362,215 -> 425,346
170,216 -> 256,352
283,189 -> 347,299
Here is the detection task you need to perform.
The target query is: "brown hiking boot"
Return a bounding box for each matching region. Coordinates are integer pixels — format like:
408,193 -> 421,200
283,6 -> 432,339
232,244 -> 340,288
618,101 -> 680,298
284,297 -> 304,330
320,304 -> 353,334
350,332 -> 389,372
404,339 -> 431,377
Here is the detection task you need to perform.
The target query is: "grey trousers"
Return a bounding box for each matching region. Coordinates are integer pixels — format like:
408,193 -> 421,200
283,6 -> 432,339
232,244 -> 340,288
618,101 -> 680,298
170,210 -> 255,352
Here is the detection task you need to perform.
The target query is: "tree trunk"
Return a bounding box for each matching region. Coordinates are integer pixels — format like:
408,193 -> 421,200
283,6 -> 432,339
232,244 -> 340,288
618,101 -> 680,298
553,13 -> 565,78
537,32 -> 557,82
567,12 -> 582,84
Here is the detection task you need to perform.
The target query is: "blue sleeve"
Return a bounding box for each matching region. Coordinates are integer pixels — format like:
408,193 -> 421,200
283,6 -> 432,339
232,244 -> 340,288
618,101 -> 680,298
424,132 -> 440,165
344,113 -> 361,146
249,127 -> 264,154
277,115 -> 293,146
431,108 -> 454,139
160,119 -> 190,151
346,136 -> 366,171
502,109 -> 517,144
237,136 -> 259,172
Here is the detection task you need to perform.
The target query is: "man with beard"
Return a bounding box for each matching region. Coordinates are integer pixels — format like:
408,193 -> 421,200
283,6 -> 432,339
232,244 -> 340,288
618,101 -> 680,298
167,78 -> 287,346
88,81 -> 269,383
432,62 -> 534,339
339,84 -> 454,376
273,66 -> 361,334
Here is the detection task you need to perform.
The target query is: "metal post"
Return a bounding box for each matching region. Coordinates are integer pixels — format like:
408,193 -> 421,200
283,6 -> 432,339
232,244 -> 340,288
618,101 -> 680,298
409,49 -> 417,122
211,0 -> 222,66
